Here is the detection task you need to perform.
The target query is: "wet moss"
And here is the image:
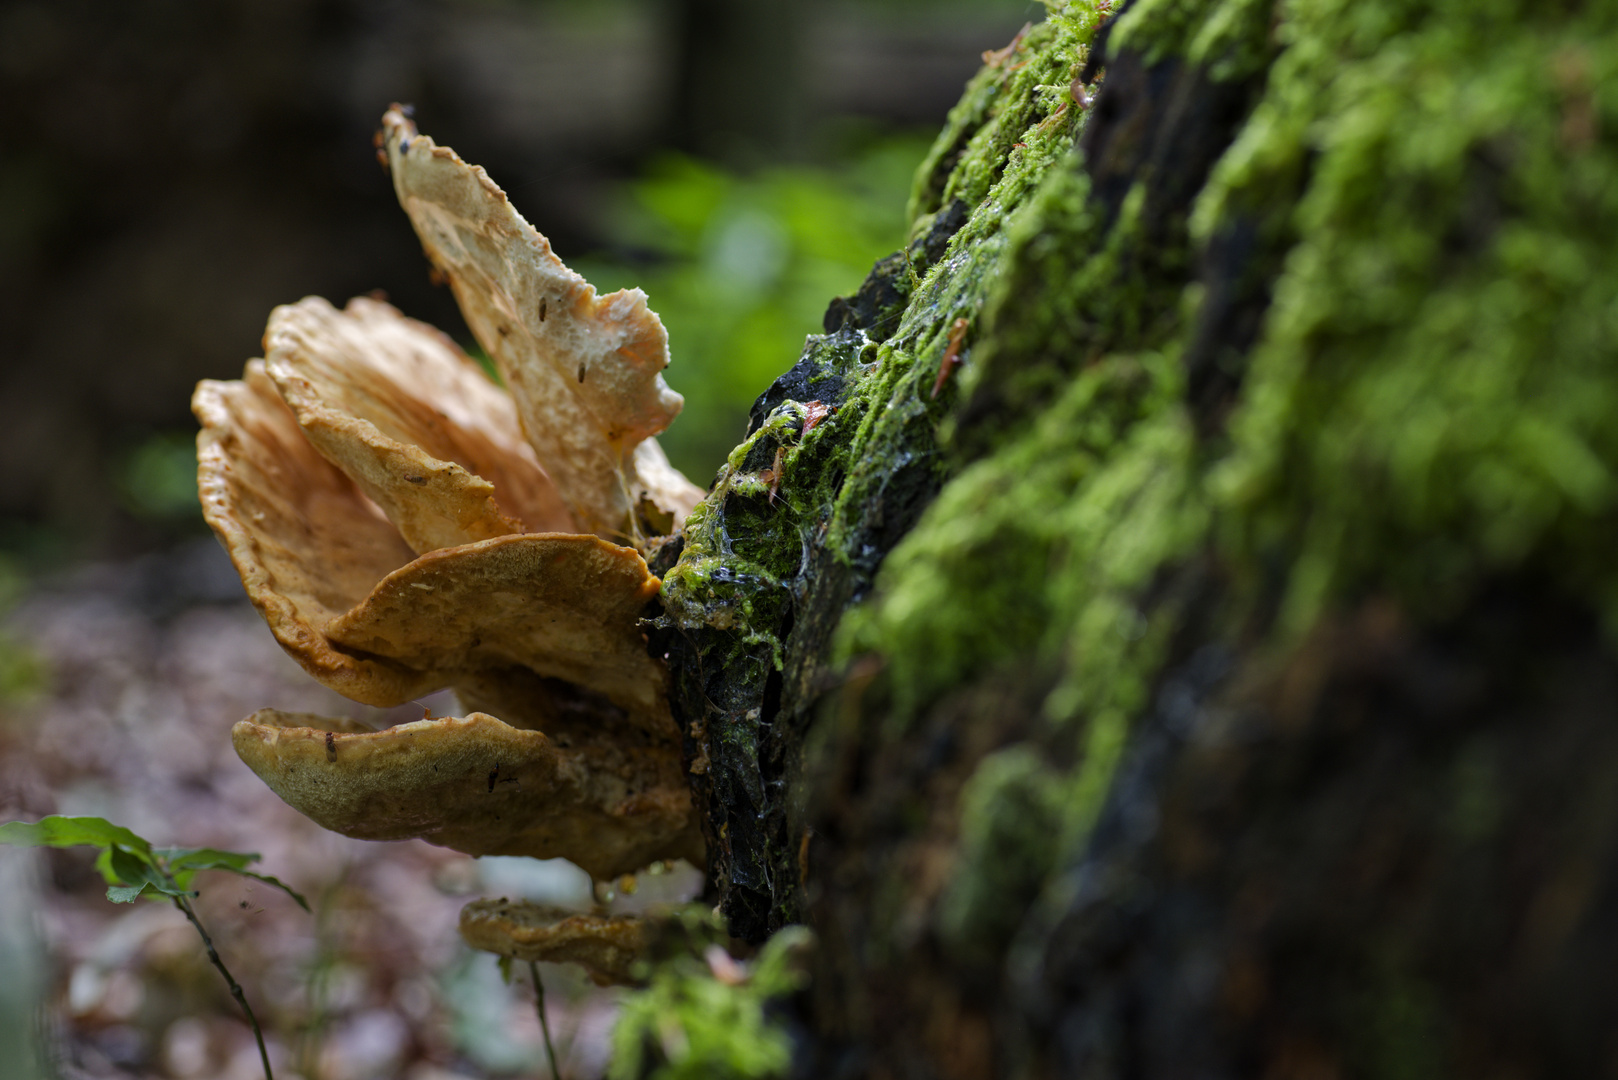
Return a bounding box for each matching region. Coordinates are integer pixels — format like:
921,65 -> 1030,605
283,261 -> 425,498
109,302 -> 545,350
657,10 -> 1101,941
847,0 -> 1618,868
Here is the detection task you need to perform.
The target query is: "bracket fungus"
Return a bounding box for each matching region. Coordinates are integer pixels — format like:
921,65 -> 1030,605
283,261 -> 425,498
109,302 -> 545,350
459,899 -> 651,987
194,110 -> 709,972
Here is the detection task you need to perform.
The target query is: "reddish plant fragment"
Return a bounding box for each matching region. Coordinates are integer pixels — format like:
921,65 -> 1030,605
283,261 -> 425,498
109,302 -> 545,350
931,317 -> 971,400
802,400 -> 831,436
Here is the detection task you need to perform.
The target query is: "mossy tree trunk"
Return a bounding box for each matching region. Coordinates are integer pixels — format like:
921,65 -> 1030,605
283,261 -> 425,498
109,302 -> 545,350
654,1 -> 1618,1076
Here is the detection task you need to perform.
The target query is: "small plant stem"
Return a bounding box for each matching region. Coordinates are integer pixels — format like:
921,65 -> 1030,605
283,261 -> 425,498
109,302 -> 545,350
530,960 -> 561,1080
173,894 -> 274,1080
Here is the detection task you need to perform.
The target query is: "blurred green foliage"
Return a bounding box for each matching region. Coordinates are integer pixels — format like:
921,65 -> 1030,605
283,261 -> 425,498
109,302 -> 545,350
115,431 -> 202,526
532,0 -> 1045,19
609,909 -> 811,1080
0,815 -> 307,909
577,133 -> 933,484
0,554 -> 45,709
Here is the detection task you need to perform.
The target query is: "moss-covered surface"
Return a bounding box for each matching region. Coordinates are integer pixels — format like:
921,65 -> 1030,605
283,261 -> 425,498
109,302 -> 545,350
652,0 -> 1618,1073
654,10 -> 1104,943
608,910 -> 810,1080
788,0 -> 1618,1074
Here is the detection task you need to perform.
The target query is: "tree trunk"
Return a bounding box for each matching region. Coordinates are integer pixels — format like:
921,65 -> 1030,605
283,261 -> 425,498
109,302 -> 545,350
655,1 -> 1618,1076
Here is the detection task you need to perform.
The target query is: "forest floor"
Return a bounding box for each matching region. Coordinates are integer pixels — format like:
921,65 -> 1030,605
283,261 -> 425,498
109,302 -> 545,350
0,539 -> 700,1080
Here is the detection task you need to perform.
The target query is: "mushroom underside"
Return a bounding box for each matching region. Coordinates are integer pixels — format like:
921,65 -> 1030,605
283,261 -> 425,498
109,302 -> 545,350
459,898 -> 651,986
233,709 -> 702,881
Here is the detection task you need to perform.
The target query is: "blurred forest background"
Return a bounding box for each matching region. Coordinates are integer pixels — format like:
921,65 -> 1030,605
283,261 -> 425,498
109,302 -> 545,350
0,1 -> 1044,1077
0,0 -> 1042,566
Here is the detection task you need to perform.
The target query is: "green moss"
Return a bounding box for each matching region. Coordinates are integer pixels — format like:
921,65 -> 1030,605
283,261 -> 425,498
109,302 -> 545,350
936,745 -> 1068,967
686,0 -> 1618,945
840,349 -> 1193,723
1110,0 -> 1277,79
907,10 -> 1105,227
610,912 -> 811,1080
1205,0 -> 1618,636
840,0 -> 1618,872
661,11 -> 1099,653
659,7 -> 1104,938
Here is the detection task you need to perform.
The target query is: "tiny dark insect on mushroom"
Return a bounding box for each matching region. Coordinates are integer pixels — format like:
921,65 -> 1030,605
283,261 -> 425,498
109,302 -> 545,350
488,762 -> 501,793
539,298 -> 548,322
325,731 -> 336,762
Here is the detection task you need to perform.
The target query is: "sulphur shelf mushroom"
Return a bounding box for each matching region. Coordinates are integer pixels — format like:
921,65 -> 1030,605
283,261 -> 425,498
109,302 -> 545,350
194,109 -> 708,970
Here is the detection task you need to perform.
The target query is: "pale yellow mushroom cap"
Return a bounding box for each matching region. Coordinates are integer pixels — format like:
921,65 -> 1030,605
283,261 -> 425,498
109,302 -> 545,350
194,367 -> 670,722
233,710 -> 701,881
381,104 -> 703,544
264,295 -> 576,553
194,362 -> 425,705
195,109 -> 710,901
459,898 -> 651,986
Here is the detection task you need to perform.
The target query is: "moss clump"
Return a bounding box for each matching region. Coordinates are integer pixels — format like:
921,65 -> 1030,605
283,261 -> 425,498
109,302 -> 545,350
1206,0 -> 1618,636
935,745 -> 1069,969
610,912 -> 811,1080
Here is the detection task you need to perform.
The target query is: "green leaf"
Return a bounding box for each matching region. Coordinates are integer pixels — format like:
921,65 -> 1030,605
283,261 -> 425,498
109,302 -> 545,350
158,846 -> 258,872
159,846 -> 254,891
157,847 -> 311,912
93,846 -> 121,886
0,815 -> 154,859
106,845 -> 187,903
0,818 -> 310,912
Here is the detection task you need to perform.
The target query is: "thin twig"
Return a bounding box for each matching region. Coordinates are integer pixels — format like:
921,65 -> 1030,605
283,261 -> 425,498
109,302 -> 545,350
530,960 -> 561,1080
173,895 -> 274,1080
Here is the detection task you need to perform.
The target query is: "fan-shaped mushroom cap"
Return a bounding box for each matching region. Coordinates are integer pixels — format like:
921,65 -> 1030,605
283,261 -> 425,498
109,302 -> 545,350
196,111 -> 715,890
195,360 -> 671,717
233,710 -> 702,881
380,105 -> 703,543
326,533 -> 671,731
194,362 -> 424,704
460,899 -> 650,986
264,295 -> 576,553
632,438 -> 705,534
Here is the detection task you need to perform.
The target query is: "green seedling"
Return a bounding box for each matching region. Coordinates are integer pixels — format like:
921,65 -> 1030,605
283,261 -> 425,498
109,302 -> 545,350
0,815 -> 308,1080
